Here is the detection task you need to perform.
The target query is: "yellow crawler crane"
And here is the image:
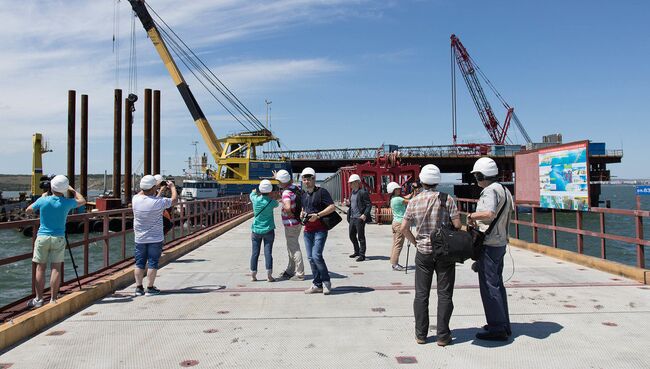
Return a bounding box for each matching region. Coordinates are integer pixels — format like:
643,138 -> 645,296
128,0 -> 290,193
30,133 -> 52,196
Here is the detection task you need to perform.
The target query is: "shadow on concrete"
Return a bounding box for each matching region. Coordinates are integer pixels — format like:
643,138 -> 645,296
160,285 -> 227,295
328,272 -> 348,279
95,294 -> 134,304
365,256 -> 390,261
169,259 -> 208,264
330,286 -> 375,295
449,321 -> 564,347
301,272 -> 347,280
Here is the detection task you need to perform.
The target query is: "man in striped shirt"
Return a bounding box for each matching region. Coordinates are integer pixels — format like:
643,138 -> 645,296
274,170 -> 305,281
401,164 -> 461,346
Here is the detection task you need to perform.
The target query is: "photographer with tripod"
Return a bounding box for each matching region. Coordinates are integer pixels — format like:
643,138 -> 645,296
25,175 -> 86,307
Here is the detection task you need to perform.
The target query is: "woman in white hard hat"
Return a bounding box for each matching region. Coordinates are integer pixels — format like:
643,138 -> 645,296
387,182 -> 411,271
249,179 -> 279,282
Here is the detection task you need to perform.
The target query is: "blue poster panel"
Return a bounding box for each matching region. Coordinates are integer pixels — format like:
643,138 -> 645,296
539,143 -> 589,211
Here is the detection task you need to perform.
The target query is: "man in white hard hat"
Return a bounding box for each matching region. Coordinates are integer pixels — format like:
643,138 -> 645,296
25,175 -> 86,307
401,164 -> 461,346
467,157 -> 514,341
345,174 -> 372,262
273,169 -> 305,281
132,174 -> 177,296
300,167 -> 337,295
249,179 -> 279,282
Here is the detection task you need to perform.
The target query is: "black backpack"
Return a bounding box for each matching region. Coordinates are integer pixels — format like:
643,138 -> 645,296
287,186 -> 303,220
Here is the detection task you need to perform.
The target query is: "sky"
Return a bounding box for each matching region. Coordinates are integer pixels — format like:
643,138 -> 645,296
0,0 -> 648,179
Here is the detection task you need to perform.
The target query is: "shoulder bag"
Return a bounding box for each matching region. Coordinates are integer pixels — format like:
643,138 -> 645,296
467,183 -> 509,260
430,192 -> 475,263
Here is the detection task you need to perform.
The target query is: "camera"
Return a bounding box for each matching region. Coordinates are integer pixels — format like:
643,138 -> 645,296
301,213 -> 312,225
39,175 -> 55,193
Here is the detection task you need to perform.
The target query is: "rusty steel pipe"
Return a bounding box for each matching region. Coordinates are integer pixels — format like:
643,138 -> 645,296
113,89 -> 122,201
80,94 -> 88,198
153,90 -> 161,175
143,88 -> 152,175
67,90 -> 76,188
124,98 -> 133,202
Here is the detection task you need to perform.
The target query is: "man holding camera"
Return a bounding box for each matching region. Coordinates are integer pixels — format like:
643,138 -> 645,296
132,175 -> 177,296
274,169 -> 305,281
401,165 -> 461,346
25,175 -> 86,307
345,174 -> 372,262
300,167 -> 336,295
467,157 -> 513,341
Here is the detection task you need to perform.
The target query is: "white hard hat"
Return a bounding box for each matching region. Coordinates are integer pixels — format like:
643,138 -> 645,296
301,167 -> 316,178
471,157 -> 499,177
275,169 -> 291,184
419,164 -> 441,185
259,179 -> 273,194
50,175 -> 69,193
140,175 -> 157,190
154,174 -> 164,185
348,174 -> 361,183
387,182 -> 401,194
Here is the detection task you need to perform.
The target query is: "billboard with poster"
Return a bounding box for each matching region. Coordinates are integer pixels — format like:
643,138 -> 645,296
538,142 -> 589,211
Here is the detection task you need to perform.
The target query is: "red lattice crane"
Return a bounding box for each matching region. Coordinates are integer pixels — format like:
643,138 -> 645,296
450,34 -> 531,146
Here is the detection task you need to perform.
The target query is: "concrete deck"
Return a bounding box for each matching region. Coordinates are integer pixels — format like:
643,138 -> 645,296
1,213 -> 649,369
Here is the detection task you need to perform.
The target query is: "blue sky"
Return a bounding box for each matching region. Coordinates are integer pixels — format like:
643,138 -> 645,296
0,0 -> 648,179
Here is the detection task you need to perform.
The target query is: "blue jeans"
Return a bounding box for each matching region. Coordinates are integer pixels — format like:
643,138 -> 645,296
251,230 -> 274,272
477,245 -> 511,334
304,231 -> 330,287
134,241 -> 164,269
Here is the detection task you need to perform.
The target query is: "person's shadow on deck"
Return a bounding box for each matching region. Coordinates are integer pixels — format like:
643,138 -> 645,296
451,321 -> 564,347
160,285 -> 226,295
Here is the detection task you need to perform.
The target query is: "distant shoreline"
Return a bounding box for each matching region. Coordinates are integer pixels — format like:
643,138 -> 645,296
0,174 -> 175,192
1,174 -> 648,192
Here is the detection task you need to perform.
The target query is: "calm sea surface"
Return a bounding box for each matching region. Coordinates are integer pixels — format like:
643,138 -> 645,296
1,185 -> 648,307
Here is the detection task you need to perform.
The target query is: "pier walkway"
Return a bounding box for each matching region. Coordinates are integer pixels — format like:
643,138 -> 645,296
1,214 -> 649,368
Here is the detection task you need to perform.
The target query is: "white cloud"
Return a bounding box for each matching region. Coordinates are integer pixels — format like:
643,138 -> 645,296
0,0 -> 379,175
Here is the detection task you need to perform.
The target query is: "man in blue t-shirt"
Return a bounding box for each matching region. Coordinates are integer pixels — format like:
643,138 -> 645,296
25,175 -> 86,308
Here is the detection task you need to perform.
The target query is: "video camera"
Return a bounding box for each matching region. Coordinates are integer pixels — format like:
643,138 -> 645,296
39,175 -> 55,194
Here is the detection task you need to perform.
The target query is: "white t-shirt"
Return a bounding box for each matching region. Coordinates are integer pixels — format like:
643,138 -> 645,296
132,194 -> 173,243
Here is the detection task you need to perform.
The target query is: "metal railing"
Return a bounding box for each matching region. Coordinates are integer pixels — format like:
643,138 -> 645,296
0,195 -> 251,318
455,198 -> 648,269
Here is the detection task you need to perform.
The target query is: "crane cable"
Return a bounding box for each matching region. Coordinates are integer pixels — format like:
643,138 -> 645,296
144,2 -> 268,134
128,10 -> 138,95
113,0 -> 120,88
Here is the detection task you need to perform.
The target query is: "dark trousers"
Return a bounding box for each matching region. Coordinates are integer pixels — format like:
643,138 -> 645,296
477,245 -> 511,334
413,251 -> 456,340
348,218 -> 367,256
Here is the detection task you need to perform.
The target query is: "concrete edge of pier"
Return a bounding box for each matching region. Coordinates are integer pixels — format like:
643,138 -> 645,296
509,238 -> 649,284
0,212 -> 253,351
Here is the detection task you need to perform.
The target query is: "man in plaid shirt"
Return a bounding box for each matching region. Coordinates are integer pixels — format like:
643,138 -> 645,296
401,164 -> 461,346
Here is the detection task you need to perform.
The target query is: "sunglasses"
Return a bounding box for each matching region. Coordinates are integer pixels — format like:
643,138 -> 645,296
302,175 -> 314,179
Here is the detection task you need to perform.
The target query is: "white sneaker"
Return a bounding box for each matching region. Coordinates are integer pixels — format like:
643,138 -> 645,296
304,285 -> 323,294
27,298 -> 43,308
49,298 -> 58,305
323,281 -> 332,295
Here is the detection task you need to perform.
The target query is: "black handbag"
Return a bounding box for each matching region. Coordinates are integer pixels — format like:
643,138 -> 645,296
430,193 -> 475,263
320,211 -> 342,230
